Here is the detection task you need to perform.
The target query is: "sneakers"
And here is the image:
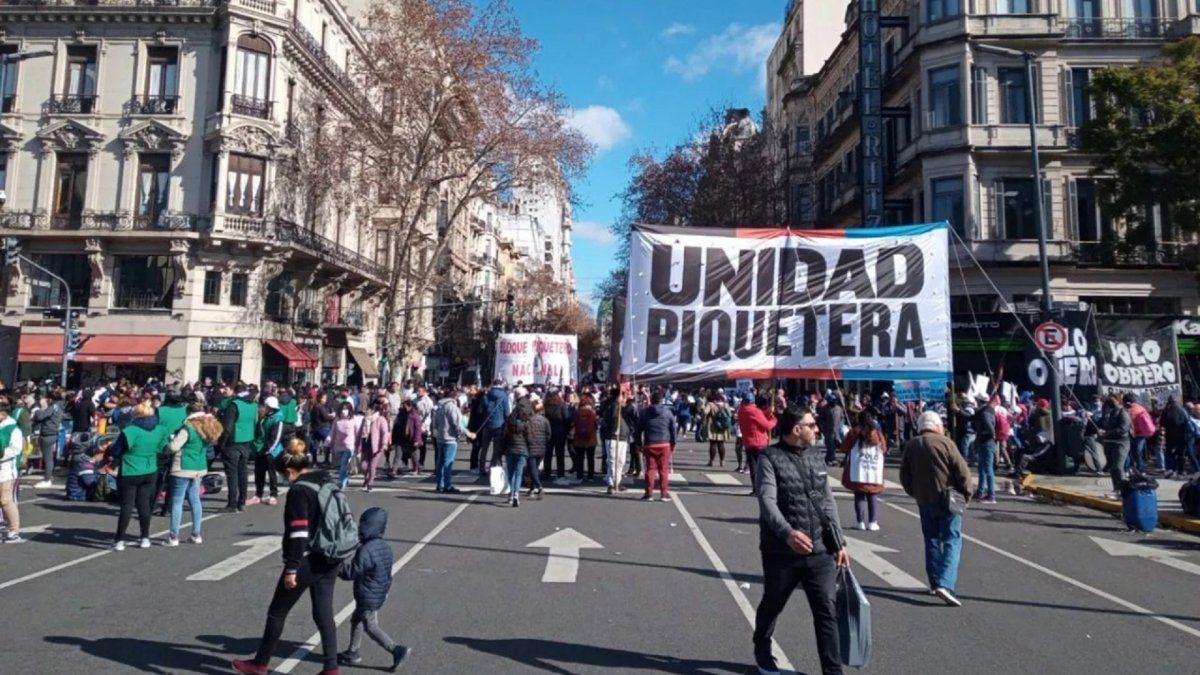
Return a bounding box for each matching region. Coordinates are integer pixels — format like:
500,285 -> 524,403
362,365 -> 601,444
754,646 -> 780,675
164,534 -> 179,547
245,496 -> 261,506
3,532 -> 24,543
855,521 -> 867,531
33,480 -> 54,489
337,650 -> 362,666
189,533 -> 203,545
640,494 -> 653,501
218,506 -> 238,514
934,587 -> 962,607
660,495 -> 673,502
981,496 -> 997,505
112,540 -> 125,552
867,522 -> 880,531
139,537 -> 152,549
231,659 -> 269,675
390,645 -> 410,672
265,496 -> 278,506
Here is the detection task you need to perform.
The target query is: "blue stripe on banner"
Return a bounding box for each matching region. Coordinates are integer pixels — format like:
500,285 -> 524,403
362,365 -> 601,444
842,221 -> 948,238
839,369 -> 951,381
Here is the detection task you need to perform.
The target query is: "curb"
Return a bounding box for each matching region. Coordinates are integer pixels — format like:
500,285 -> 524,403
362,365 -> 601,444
1026,482 -> 1200,535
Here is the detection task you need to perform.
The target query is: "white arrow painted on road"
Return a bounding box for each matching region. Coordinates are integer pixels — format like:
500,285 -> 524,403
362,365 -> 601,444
1090,537 -> 1200,577
525,528 -> 603,583
187,536 -> 281,581
843,536 -> 926,590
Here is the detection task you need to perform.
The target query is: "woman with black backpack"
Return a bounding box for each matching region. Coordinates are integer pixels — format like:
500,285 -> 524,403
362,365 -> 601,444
704,393 -> 731,468
233,439 -> 341,675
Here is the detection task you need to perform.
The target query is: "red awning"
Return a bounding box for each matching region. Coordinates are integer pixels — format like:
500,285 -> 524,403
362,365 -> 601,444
18,334 -> 64,363
264,340 -> 318,370
76,335 -> 171,364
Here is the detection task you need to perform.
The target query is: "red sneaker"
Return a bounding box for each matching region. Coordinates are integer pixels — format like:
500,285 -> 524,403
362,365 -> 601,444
231,658 -> 268,675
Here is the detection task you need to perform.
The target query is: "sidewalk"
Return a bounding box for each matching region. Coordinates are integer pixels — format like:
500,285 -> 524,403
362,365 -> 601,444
1026,472 -> 1200,535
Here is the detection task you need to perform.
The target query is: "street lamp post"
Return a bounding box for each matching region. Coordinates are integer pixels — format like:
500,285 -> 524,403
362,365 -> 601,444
974,41 -> 1065,473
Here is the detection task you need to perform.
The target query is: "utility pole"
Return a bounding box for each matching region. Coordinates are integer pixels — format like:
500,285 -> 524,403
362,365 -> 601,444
7,239 -> 74,388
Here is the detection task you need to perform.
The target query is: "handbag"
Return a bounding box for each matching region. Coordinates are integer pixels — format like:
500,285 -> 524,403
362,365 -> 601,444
836,567 -> 873,668
489,463 -> 509,496
941,487 -> 966,515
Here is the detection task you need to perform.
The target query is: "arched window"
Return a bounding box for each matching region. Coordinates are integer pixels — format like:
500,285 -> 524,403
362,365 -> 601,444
234,34 -> 272,117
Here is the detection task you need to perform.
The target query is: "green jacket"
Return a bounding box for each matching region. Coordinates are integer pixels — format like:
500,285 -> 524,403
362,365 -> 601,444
177,425 -> 209,473
253,411 -> 283,455
231,398 -> 258,444
120,423 -> 168,477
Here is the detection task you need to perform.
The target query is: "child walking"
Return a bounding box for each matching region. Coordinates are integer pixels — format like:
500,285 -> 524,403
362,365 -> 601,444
338,507 -> 410,671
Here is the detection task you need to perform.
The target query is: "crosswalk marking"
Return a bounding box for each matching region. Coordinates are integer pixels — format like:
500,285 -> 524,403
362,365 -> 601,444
668,473 -> 687,484
704,473 -> 742,486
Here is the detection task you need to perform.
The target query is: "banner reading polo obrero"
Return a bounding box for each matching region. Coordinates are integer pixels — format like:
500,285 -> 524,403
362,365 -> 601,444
493,333 -> 578,386
619,222 -> 953,387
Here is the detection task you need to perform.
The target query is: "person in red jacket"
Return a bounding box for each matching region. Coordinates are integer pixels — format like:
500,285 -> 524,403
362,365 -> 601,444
737,392 -> 777,495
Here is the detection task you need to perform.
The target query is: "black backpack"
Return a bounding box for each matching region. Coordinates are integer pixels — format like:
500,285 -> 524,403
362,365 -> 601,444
1180,476 -> 1200,517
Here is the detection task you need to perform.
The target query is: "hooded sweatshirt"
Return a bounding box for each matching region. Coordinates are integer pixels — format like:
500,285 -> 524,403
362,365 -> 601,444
338,506 -> 394,610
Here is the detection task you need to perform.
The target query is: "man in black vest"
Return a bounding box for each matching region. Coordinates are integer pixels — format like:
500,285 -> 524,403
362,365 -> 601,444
753,403 -> 849,675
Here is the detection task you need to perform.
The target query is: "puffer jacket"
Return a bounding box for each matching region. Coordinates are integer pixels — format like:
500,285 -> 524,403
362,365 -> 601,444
339,507 -> 393,611
526,413 -> 551,458
484,386 -> 510,430
505,410 -> 531,456
638,404 -> 676,446
31,402 -> 63,438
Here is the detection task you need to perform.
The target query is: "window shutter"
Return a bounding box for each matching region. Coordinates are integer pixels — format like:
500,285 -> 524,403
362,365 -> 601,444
994,179 -> 1005,240
1035,62 -> 1045,125
1042,177 -> 1053,239
1066,177 -> 1078,240
1063,67 -> 1074,127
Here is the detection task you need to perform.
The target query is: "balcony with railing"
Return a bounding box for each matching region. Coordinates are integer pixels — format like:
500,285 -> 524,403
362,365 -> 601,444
47,94 -> 97,115
214,216 -> 387,284
231,94 -> 272,120
127,94 -> 179,116
1070,241 -> 1197,267
234,0 -> 277,14
287,16 -> 364,101
22,210 -> 207,232
113,286 -> 172,311
1065,17 -> 1177,40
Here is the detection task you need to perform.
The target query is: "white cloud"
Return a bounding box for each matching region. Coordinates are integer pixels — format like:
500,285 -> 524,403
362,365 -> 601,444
573,220 -> 615,244
663,22 -> 781,83
660,23 -> 695,39
566,105 -> 632,153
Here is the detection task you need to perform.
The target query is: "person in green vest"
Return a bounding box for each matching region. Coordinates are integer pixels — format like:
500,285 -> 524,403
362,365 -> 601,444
108,402 -> 167,551
278,389 -> 299,444
250,397 -> 283,506
164,403 -> 223,546
153,392 -> 189,516
0,402 -> 27,543
11,393 -> 33,479
219,385 -> 258,513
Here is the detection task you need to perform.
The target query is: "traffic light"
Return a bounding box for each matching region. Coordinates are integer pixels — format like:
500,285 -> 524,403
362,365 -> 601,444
3,237 -> 20,266
65,311 -> 83,354
505,291 -> 515,316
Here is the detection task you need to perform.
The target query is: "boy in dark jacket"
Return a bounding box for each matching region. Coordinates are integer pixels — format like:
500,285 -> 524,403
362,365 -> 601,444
338,507 -> 410,671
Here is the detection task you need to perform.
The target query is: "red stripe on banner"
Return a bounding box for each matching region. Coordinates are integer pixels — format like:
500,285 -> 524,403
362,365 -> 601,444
734,228 -> 847,238
726,368 -> 843,380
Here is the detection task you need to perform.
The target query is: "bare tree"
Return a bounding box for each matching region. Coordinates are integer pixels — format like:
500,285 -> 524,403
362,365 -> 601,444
351,0 -> 592,380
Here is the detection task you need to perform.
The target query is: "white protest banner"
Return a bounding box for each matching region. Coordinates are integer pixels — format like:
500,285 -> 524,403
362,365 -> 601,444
620,223 -> 953,384
493,333 -> 578,386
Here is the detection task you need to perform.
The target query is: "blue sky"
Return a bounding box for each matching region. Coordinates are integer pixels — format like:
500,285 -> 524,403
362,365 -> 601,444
503,0 -> 786,308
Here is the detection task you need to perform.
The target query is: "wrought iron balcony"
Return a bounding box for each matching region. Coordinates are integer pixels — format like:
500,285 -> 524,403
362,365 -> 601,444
219,216 -> 387,283
127,94 -> 179,115
231,94 -> 272,120
234,0 -> 276,13
47,94 -> 97,115
114,286 -> 172,311
288,16 -> 364,100
1065,17 -> 1177,40
1070,241 -> 1196,267
298,305 -> 322,328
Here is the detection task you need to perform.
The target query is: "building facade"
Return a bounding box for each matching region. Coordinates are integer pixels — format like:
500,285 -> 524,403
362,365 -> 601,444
768,0 -> 1200,383
0,0 -> 388,387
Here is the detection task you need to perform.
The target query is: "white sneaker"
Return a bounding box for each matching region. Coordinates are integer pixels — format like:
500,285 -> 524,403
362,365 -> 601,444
34,480 -> 53,489
855,522 -> 867,531
164,535 -> 179,547
934,587 -> 962,607
189,533 -> 203,545
868,522 -> 880,531
112,540 -> 125,552
139,537 -> 152,549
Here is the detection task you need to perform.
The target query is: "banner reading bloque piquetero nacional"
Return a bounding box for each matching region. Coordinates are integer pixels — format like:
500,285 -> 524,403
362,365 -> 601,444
619,223 -> 953,384
493,333 -> 578,386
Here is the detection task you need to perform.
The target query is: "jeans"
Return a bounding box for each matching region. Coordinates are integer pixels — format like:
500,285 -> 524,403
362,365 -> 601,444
603,439 -> 629,488
252,555 -> 339,669
526,457 -> 543,492
169,475 -> 202,537
853,492 -> 878,524
348,607 -> 397,653
745,448 -> 764,493
642,443 -> 672,497
436,439 -> 458,490
753,552 -> 841,675
505,454 -> 527,497
222,443 -> 250,509
337,449 -> 353,488
115,472 -> 156,541
977,439 -> 997,498
918,501 -> 963,592
1128,436 -> 1147,473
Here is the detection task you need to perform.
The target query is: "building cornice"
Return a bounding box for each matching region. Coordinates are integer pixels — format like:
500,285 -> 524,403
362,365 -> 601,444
0,0 -> 218,26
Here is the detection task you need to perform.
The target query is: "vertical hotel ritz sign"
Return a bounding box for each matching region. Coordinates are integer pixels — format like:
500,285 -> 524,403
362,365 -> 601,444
859,0 -> 883,227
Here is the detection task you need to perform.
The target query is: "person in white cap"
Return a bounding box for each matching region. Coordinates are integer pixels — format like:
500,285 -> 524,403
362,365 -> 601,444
249,396 -> 283,506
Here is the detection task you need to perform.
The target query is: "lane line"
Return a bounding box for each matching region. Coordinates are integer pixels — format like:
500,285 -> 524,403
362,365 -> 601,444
0,513 -> 222,592
273,495 -> 479,673
884,501 -> 1200,640
704,473 -> 743,486
670,493 -> 795,673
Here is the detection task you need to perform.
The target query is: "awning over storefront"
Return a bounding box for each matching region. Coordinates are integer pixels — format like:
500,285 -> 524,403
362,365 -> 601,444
264,340 -> 318,370
77,336 -> 171,364
347,346 -> 380,379
18,334 -> 63,363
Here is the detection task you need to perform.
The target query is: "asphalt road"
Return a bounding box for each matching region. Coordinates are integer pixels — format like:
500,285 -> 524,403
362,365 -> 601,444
4,439 -> 1199,674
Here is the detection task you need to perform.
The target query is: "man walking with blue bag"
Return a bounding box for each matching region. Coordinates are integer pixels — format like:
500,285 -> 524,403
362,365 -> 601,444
752,404 -> 850,675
